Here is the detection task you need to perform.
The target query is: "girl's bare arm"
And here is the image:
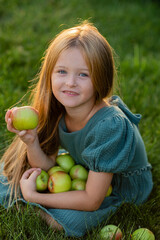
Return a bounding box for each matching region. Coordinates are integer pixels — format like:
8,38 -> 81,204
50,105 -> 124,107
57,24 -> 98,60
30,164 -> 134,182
6,109 -> 57,170
20,169 -> 113,211
26,136 -> 57,171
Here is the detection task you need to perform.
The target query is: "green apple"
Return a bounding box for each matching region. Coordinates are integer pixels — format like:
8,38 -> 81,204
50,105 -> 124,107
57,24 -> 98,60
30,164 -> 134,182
71,179 -> 86,191
56,153 -> 75,172
99,225 -> 122,240
11,106 -> 39,130
106,185 -> 112,197
131,228 -> 155,240
48,171 -> 71,193
36,169 -> 49,192
70,164 -> 88,181
48,166 -> 65,176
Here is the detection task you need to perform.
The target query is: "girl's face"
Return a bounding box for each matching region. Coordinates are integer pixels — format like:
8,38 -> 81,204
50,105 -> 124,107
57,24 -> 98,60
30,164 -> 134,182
51,47 -> 96,112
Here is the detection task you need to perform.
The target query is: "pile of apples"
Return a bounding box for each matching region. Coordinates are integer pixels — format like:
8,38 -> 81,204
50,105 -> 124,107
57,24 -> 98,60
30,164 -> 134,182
36,153 -> 113,196
36,153 -> 89,193
99,224 -> 155,240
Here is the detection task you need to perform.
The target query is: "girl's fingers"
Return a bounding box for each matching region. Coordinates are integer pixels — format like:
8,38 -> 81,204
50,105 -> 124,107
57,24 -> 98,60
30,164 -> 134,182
21,168 -> 41,180
18,130 -> 27,137
5,110 -> 12,123
21,168 -> 38,180
5,107 -> 18,123
28,169 -> 42,182
6,118 -> 20,134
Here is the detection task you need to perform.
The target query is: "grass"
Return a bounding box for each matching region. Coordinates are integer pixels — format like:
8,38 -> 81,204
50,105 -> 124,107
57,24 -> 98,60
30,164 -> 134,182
0,0 -> 160,239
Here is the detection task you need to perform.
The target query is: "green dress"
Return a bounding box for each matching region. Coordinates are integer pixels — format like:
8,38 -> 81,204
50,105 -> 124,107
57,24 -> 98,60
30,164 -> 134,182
0,96 -> 153,237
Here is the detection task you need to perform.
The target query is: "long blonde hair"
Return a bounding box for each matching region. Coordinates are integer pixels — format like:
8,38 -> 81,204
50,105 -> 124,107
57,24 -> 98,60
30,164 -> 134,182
1,21 -> 115,205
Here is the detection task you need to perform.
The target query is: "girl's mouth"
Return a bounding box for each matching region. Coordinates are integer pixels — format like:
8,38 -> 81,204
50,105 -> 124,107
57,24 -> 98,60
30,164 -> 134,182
63,91 -> 79,96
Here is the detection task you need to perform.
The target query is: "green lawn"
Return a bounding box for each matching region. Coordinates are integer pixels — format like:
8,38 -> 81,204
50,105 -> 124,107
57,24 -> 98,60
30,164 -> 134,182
0,0 -> 160,239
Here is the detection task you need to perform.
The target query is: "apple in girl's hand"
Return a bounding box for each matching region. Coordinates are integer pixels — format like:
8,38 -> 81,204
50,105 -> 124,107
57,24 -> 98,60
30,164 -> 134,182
106,185 -> 112,197
48,171 -> 71,193
99,225 -> 122,240
36,170 -> 49,192
70,164 -> 88,181
56,153 -> 75,172
71,179 -> 86,191
131,228 -> 155,240
48,166 -> 65,176
11,106 -> 39,130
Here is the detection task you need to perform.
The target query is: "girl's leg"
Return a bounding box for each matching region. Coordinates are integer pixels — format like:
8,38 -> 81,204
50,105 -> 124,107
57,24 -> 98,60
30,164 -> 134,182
40,210 -> 63,231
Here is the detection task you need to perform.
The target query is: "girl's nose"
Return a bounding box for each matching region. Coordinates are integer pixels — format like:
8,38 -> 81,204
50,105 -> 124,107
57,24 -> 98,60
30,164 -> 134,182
66,75 -> 77,87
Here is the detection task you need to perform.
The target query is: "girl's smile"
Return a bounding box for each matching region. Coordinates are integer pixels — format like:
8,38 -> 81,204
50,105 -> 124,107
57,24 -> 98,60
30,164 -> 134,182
62,90 -> 79,96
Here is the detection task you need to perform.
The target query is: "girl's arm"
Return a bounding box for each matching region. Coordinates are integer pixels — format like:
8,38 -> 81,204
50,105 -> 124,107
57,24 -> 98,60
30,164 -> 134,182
20,168 -> 113,211
5,109 -> 57,171
26,135 -> 57,171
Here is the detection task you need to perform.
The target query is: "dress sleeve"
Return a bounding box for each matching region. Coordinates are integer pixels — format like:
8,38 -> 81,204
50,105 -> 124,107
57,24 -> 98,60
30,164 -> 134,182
81,114 -> 137,173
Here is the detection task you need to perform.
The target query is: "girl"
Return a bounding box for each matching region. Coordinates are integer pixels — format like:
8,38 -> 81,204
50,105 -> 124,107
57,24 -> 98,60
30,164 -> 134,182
0,22 -> 153,237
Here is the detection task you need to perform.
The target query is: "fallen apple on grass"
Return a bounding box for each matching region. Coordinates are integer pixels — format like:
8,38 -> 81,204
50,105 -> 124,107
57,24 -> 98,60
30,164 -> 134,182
131,228 -> 155,240
71,179 -> 86,191
99,225 -> 122,240
36,169 -> 49,192
11,106 -> 39,130
56,153 -> 75,172
70,164 -> 88,181
48,166 -> 65,176
48,171 -> 72,193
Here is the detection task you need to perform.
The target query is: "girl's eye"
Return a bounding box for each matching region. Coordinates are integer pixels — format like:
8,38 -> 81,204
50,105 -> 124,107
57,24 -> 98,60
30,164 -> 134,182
58,70 -> 66,74
79,73 -> 88,77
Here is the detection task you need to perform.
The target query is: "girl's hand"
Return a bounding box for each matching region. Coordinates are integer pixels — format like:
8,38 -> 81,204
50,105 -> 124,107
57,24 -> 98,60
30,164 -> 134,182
5,108 -> 19,134
20,168 -> 41,202
5,108 -> 38,146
